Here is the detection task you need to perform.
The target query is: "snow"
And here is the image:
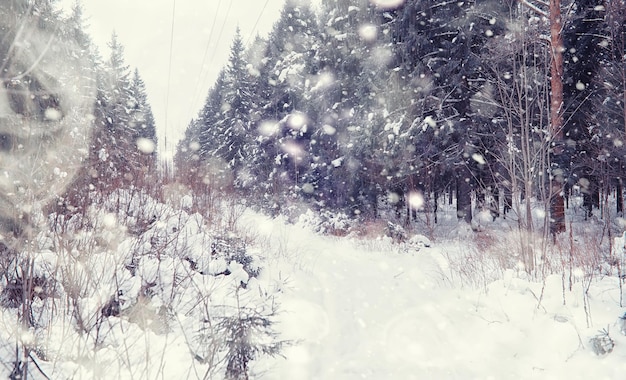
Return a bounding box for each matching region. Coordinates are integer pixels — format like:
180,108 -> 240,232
237,211 -> 626,379
369,0 -> 406,10
358,24 -> 378,42
334,33 -> 348,41
331,156 -> 344,167
136,137 -> 156,154
3,191 -> 626,379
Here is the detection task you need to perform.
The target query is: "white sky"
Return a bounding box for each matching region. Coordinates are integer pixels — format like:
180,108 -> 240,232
59,0 -> 288,161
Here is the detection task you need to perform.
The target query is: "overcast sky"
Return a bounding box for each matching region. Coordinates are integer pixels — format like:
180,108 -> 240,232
59,0 -> 289,161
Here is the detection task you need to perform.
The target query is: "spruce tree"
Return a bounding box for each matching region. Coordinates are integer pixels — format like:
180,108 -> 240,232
252,0 -> 321,210
92,32 -> 135,191
216,28 -> 258,188
129,69 -> 158,187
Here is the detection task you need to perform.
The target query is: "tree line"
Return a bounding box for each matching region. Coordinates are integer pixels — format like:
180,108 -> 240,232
0,0 -> 158,234
45,1 -> 160,214
174,0 -> 625,235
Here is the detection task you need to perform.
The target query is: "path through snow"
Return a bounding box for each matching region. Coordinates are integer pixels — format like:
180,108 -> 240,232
242,212 -> 626,379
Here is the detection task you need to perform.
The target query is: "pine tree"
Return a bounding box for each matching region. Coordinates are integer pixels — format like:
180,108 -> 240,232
174,118 -> 203,187
129,69 -> 158,187
595,0 -> 626,214
382,0 -> 508,223
91,32 -> 136,192
311,0 -> 382,213
250,0 -> 321,210
214,28 -> 257,188
48,0 -> 100,215
198,69 -> 227,161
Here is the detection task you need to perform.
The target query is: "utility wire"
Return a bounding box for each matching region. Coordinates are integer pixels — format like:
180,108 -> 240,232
186,0 -> 272,137
188,0 -> 234,122
200,0 -> 233,82
187,0 -> 223,120
246,0 -> 272,46
164,0 -> 177,155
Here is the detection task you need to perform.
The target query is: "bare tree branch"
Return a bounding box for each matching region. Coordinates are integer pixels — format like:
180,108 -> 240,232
520,0 -> 549,17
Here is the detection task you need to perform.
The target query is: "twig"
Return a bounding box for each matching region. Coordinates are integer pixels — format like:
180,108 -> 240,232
28,351 -> 51,380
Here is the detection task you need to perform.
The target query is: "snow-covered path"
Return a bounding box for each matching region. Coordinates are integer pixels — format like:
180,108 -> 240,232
244,213 -> 626,379
276,247 -> 456,379
270,240 -> 491,379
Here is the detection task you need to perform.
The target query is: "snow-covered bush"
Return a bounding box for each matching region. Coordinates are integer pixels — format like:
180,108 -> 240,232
220,299 -> 284,380
0,189 -> 283,379
589,329 -> 614,356
298,208 -> 353,236
385,221 -> 407,243
211,236 -> 262,280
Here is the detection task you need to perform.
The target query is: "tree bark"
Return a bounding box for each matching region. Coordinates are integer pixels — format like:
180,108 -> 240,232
618,179 -> 624,215
549,0 -> 566,234
456,166 -> 472,224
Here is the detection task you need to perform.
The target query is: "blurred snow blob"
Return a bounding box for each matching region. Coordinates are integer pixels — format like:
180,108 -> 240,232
136,138 -> 156,154
301,183 -> 315,194
388,191 -> 401,205
424,116 -> 437,128
322,124 -> 337,136
311,71 -> 335,92
369,0 -> 405,9
287,112 -> 308,131
0,2 -> 96,237
258,120 -> 280,137
282,140 -> 305,159
407,191 -> 424,210
188,141 -> 201,151
359,24 -> 378,42
471,153 -> 486,165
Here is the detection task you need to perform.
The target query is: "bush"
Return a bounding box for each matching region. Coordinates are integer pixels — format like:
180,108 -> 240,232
298,209 -> 353,236
0,188 -> 284,379
589,329 -> 614,356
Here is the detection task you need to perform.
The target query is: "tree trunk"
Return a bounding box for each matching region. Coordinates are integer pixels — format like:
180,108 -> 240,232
549,0 -> 566,234
434,190 -> 439,224
491,187 -> 500,220
456,166 -> 472,224
503,186 -> 512,217
618,179 -> 624,215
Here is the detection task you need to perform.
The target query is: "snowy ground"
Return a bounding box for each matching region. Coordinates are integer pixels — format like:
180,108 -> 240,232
241,211 -> 626,379
2,192 -> 626,379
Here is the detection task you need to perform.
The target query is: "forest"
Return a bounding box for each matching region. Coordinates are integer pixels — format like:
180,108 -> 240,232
1,0 -> 626,378
175,0 -> 626,240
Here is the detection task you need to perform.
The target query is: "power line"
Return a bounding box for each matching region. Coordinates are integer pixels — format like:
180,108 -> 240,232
185,0 -> 273,141
164,0 -> 177,155
188,0 -> 234,122
187,0 -> 223,120
246,0 -> 272,46
200,0 -> 233,83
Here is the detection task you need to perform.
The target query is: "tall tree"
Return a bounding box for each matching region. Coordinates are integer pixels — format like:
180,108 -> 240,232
193,29 -> 258,194
548,0 -> 567,234
49,0 -> 101,214
128,69 -> 158,187
597,0 -> 626,214
252,0 -> 321,211
195,69 -> 235,193
520,0 -> 568,233
91,32 -> 135,191
311,0 -> 384,213
559,1 -> 606,218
